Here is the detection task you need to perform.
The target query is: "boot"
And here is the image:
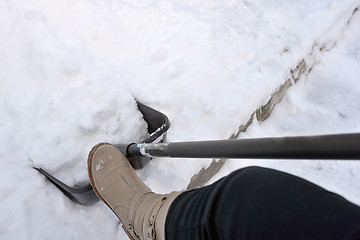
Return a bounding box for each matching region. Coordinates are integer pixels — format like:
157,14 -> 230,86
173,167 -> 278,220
88,143 -> 182,240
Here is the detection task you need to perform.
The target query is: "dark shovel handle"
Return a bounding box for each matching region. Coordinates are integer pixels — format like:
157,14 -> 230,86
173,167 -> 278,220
125,133 -> 360,160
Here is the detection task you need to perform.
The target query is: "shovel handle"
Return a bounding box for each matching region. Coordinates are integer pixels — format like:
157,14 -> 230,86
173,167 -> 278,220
123,133 -> 360,160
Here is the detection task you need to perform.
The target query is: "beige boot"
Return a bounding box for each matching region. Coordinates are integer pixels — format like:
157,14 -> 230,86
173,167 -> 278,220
88,143 -> 182,240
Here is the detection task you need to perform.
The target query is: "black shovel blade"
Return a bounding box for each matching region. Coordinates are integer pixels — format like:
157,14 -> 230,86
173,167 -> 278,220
36,101 -> 171,205
127,102 -> 170,169
34,167 -> 99,205
137,101 -> 170,143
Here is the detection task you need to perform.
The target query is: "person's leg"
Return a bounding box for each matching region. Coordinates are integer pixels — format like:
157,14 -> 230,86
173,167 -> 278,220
166,166 -> 360,240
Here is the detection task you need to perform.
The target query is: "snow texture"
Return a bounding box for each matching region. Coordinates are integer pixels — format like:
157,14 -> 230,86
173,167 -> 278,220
0,0 -> 359,239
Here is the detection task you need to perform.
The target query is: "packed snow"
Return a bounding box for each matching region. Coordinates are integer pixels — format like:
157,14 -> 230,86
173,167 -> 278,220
0,0 -> 359,239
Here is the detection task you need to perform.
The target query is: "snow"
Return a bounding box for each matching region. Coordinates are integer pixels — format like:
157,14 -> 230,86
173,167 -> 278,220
0,0 -> 359,239
213,10 -> 360,205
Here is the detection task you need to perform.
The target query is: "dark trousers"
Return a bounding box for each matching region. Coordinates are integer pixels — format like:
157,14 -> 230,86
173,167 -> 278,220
165,166 -> 360,240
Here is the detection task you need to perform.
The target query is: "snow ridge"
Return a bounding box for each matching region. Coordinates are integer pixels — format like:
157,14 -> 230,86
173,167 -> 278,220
187,5 -> 360,190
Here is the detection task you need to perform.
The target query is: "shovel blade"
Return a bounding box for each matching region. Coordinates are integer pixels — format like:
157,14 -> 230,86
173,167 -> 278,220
36,101 -> 171,205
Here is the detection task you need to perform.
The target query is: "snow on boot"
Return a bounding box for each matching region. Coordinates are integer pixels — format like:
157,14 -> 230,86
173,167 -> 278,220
88,143 -> 182,240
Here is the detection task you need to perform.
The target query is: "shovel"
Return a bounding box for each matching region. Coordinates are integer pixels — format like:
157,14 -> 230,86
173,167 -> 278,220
36,102 -> 360,205
35,101 -> 170,205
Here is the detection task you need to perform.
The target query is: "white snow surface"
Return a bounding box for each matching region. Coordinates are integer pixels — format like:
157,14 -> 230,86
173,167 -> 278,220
0,0 -> 359,239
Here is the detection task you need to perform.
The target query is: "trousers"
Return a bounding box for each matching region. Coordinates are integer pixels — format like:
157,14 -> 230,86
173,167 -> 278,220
165,166 -> 360,240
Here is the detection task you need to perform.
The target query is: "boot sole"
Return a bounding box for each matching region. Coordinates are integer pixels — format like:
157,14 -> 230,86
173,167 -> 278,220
87,142 -> 137,240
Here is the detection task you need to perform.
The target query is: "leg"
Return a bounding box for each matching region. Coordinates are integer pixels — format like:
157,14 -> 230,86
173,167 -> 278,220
165,166 -> 360,240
